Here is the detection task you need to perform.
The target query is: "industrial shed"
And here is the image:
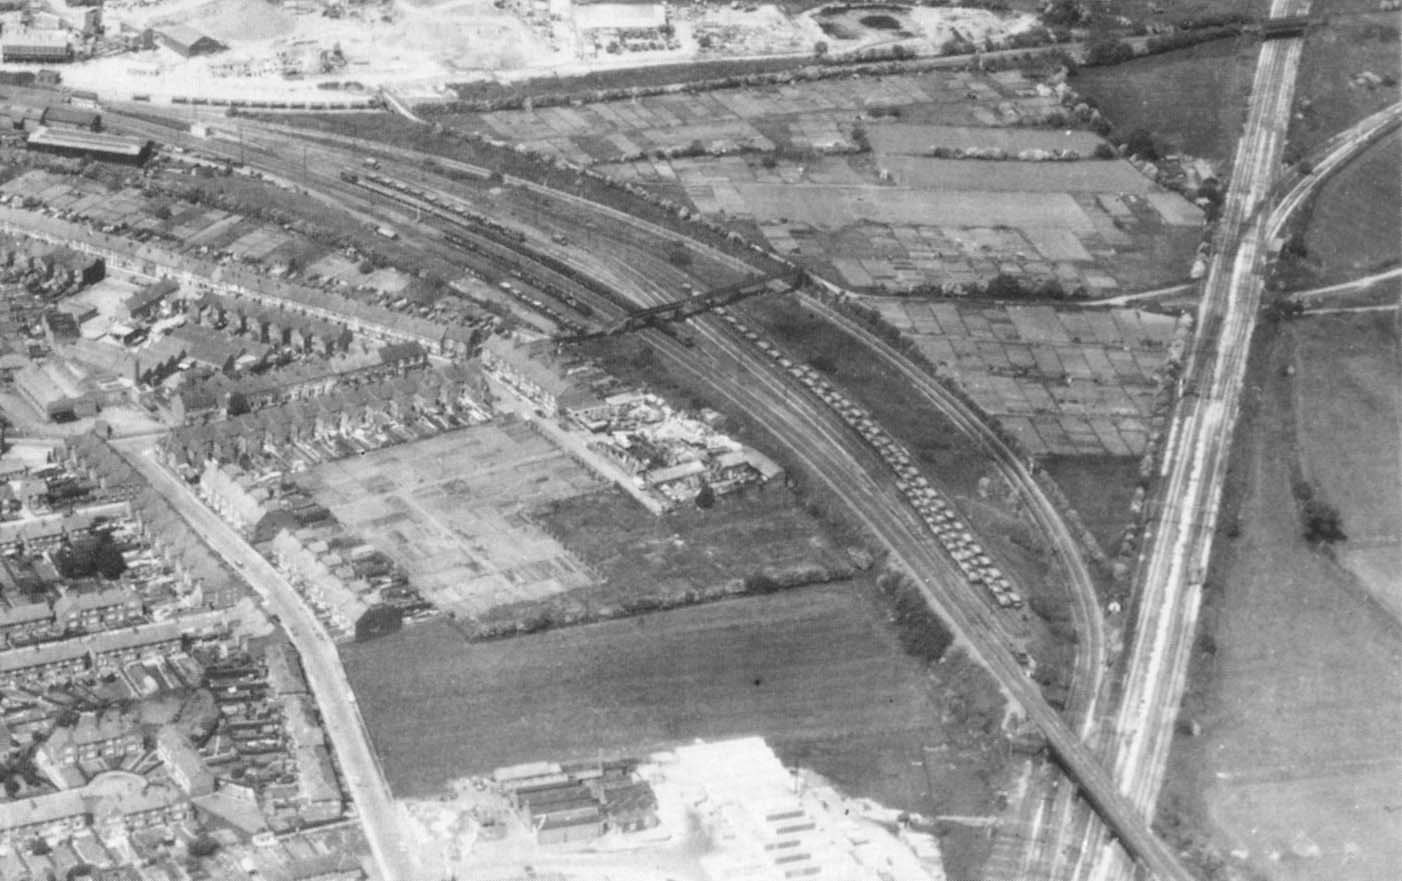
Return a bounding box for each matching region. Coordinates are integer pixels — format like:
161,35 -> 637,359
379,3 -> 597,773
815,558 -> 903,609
152,25 -> 225,58
1,32 -> 74,64
40,104 -> 100,131
25,126 -> 152,165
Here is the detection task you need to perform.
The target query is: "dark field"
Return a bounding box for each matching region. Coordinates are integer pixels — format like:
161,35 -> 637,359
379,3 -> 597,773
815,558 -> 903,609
342,582 -> 1002,806
1074,36 -> 1258,161
1300,129 -> 1401,285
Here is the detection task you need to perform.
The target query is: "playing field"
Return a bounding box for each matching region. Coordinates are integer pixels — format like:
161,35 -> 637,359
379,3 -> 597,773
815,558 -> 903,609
298,421 -> 604,617
342,583 -> 958,810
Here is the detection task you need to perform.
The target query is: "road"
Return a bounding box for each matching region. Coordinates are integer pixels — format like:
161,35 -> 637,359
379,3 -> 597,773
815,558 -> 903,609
109,436 -> 421,881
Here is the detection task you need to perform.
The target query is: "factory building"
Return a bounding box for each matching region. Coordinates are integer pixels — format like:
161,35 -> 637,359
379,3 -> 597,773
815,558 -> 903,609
26,127 -> 152,166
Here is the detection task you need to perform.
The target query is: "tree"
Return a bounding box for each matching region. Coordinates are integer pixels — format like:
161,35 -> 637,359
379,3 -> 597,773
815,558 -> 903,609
1123,128 -> 1159,161
850,122 -> 870,152
226,391 -> 250,417
985,273 -> 1029,299
813,40 -> 829,59
189,833 -> 220,858
694,483 -> 716,509
1042,0 -> 1083,28
1302,498 -> 1346,544
1085,36 -> 1135,66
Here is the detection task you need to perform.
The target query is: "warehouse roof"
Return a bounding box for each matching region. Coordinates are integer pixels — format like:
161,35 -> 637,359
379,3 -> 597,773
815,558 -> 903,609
40,105 -> 99,128
27,126 -> 147,157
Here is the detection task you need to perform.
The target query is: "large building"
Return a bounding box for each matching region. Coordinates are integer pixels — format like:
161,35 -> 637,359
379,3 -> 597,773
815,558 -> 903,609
1,31 -> 74,64
14,359 -> 102,421
26,126 -> 152,166
39,104 -> 99,131
151,25 -> 225,58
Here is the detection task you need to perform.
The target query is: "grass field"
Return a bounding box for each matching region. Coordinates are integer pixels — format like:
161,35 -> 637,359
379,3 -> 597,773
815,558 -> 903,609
1041,455 -> 1141,554
342,580 -> 1016,879
1074,36 -> 1258,161
1290,311 -> 1402,621
1298,130 -> 1401,286
1288,16 -> 1401,155
1159,316 -> 1402,881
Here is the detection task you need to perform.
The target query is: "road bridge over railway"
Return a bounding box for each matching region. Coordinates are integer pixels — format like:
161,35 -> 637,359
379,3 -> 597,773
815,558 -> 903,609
560,270 -> 804,340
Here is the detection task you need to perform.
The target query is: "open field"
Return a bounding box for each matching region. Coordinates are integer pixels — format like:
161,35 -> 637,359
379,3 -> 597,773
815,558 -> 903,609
297,421 -> 604,619
1159,318 -> 1402,881
1074,36 -> 1259,161
1298,130 -> 1401,285
1291,311 -> 1402,621
448,69 -> 1062,165
607,150 -> 1202,294
1288,16 -> 1401,154
341,580 -> 1008,805
870,299 -> 1187,457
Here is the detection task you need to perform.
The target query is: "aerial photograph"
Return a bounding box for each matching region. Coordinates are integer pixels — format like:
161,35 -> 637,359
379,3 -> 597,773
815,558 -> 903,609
0,0 -> 1394,878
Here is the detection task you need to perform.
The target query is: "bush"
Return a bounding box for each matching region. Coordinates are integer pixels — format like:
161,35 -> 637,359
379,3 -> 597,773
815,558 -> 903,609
1092,142 -> 1117,159
1302,498 -> 1346,544
1084,36 -> 1135,66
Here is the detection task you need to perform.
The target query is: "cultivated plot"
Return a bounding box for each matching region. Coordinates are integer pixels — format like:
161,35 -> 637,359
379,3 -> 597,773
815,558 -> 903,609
454,69 -> 1063,165
610,146 -> 1201,295
298,421 -> 604,618
872,300 -> 1187,457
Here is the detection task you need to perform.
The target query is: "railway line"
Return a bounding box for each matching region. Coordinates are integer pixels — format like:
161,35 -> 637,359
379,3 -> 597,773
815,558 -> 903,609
102,106 -> 1195,879
1062,3 -> 1316,878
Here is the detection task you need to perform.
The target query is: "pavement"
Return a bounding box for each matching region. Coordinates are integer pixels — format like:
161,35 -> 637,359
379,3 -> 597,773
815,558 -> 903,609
110,435 -> 423,881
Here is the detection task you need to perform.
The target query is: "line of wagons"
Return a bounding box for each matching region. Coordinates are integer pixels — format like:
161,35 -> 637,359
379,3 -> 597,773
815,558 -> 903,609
714,303 -> 1025,610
